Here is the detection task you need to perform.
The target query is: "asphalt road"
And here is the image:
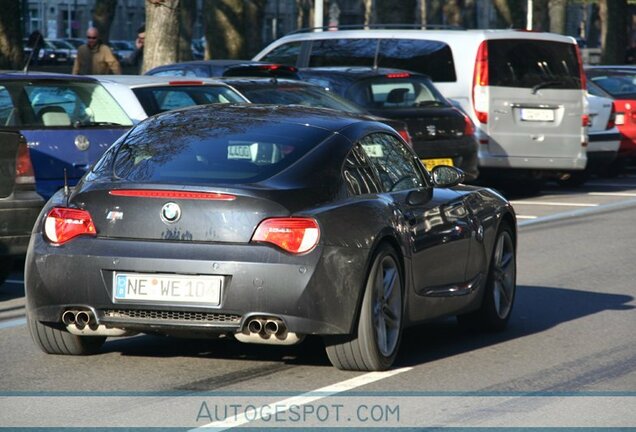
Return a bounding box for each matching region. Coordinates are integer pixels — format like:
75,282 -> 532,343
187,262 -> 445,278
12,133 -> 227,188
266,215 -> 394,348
1,174 -> 635,429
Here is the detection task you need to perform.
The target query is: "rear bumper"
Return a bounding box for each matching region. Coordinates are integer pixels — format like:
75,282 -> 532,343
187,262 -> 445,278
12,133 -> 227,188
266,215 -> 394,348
477,154 -> 587,171
25,235 -> 369,337
0,190 -> 44,256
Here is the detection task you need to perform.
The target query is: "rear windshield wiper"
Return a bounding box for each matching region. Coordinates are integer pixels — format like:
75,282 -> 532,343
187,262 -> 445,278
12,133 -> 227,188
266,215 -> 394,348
531,80 -> 565,94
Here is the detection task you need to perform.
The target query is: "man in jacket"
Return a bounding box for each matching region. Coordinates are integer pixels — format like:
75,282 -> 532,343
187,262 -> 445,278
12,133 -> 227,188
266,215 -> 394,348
72,27 -> 121,75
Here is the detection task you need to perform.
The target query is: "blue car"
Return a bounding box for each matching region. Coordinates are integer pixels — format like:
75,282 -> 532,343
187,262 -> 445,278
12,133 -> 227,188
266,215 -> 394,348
0,73 -> 133,199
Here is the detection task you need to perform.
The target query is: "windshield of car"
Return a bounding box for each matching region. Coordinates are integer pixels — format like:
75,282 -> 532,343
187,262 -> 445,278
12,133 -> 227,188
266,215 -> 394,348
106,112 -> 333,184
346,75 -> 449,110
0,80 -> 133,128
132,85 -> 246,116
232,83 -> 365,113
588,71 -> 636,99
488,39 -> 583,89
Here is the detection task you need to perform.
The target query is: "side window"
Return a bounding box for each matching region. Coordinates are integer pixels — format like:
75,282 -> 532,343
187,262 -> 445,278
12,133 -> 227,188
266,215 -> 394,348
260,41 -> 303,65
309,39 -> 378,67
343,143 -> 382,195
360,133 -> 425,193
25,86 -> 84,126
0,86 -> 17,126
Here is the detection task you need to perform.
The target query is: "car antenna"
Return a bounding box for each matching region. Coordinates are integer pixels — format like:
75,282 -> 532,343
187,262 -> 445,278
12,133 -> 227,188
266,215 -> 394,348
63,168 -> 70,205
372,40 -> 380,71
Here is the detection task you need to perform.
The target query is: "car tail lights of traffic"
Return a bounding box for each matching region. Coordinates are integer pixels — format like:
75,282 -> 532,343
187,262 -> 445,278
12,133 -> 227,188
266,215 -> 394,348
472,41 -> 489,124
457,109 -> 475,136
15,141 -> 35,185
44,208 -> 97,245
398,128 -> 413,145
252,217 -> 319,254
386,72 -> 410,79
607,102 -> 617,129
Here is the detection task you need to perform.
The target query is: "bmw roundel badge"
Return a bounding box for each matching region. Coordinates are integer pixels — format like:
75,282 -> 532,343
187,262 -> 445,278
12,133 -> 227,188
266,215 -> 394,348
160,202 -> 181,224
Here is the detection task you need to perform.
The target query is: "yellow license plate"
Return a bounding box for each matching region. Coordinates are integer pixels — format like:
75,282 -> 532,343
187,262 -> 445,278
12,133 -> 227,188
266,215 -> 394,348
421,158 -> 454,171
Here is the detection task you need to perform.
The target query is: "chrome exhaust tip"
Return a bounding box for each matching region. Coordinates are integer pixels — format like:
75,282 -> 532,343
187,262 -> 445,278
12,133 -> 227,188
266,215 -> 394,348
75,311 -> 91,330
247,319 -> 263,334
61,310 -> 76,326
264,319 -> 281,336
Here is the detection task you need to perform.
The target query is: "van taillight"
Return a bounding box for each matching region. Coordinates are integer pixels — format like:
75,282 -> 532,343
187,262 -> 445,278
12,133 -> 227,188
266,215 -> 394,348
574,45 -> 587,90
472,40 -> 489,123
15,141 -> 35,185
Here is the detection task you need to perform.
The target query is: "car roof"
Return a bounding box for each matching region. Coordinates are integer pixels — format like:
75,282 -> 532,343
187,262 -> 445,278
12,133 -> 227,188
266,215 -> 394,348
0,72 -> 97,82
89,74 -> 228,88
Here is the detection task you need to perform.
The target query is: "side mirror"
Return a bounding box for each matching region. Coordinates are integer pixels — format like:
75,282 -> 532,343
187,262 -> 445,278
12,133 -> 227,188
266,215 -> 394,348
431,165 -> 465,188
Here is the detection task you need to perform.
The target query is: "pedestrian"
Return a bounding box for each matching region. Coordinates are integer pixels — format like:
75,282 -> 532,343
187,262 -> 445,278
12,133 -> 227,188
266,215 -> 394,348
26,30 -> 44,66
72,27 -> 121,75
123,24 -> 145,74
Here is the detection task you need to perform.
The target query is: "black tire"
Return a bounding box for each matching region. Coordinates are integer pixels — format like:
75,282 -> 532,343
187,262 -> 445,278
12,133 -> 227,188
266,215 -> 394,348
0,257 -> 14,286
325,244 -> 403,371
27,311 -> 105,355
458,224 -> 516,331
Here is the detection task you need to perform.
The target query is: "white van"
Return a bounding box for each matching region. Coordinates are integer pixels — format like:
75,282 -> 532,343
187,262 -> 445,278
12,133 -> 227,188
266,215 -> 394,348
254,29 -> 588,181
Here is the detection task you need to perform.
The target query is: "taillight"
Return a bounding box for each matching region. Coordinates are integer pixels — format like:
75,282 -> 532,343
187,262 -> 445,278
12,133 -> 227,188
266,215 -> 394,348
574,45 -> 587,90
457,109 -> 475,136
582,114 -> 590,127
109,190 -> 236,200
607,102 -> 616,129
44,207 -> 97,245
398,128 -> 412,146
15,141 -> 35,185
387,72 -> 410,79
251,217 -> 319,254
472,40 -> 489,123
168,80 -> 204,86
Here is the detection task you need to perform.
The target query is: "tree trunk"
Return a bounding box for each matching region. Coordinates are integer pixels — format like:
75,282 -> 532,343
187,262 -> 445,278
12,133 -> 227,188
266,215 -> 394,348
492,0 -> 525,28
144,0 -> 180,72
203,0 -> 266,60
548,0 -> 567,34
178,0 -> 195,61
93,0 -> 118,44
532,0 -> 549,31
600,0 -> 628,64
296,0 -> 313,29
0,0 -> 23,69
376,0 -> 416,24
416,0 -> 426,26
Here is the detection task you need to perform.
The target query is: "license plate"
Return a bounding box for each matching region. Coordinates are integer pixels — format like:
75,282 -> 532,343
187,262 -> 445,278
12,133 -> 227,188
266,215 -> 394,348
520,108 -> 555,122
421,158 -> 454,172
113,273 -> 223,306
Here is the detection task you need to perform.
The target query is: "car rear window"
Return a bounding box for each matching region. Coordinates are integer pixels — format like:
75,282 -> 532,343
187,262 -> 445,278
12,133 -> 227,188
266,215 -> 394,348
132,85 -> 246,116
588,71 -> 636,99
488,39 -> 583,89
346,75 -> 449,110
233,83 -> 364,113
107,113 -> 333,184
0,80 -> 132,128
307,39 -> 456,82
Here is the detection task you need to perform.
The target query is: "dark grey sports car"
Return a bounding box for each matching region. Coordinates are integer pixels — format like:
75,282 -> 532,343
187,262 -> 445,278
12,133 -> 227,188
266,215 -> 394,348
25,104 -> 517,371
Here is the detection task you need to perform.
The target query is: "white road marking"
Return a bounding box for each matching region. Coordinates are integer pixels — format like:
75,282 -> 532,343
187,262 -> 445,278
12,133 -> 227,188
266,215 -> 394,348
516,215 -> 538,220
190,367 -> 412,431
0,317 -> 26,329
588,192 -> 636,197
510,201 -> 598,207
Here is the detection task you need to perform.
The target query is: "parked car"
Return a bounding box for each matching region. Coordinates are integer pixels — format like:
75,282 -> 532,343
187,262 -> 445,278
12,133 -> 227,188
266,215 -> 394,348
25,104 -> 517,371
585,67 -> 636,175
558,91 -> 620,186
0,73 -> 133,199
23,38 -> 70,66
92,75 -> 248,123
0,130 -> 44,285
49,39 -> 77,63
254,27 -> 588,183
109,40 -> 135,61
145,60 -> 300,79
299,67 -> 479,180
219,77 -> 413,146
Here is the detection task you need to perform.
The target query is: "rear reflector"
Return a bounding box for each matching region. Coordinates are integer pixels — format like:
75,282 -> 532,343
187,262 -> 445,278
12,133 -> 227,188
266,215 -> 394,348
109,190 -> 236,200
44,207 -> 96,245
15,141 -> 35,185
252,218 -> 319,254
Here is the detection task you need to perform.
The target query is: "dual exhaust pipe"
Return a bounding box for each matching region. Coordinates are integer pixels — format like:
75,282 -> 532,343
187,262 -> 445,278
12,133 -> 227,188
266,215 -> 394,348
62,310 -> 96,330
61,309 -> 132,337
235,316 -> 303,346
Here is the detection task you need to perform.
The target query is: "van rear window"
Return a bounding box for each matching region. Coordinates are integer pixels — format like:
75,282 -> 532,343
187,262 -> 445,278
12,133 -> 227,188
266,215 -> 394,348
488,39 -> 582,89
308,39 -> 456,82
